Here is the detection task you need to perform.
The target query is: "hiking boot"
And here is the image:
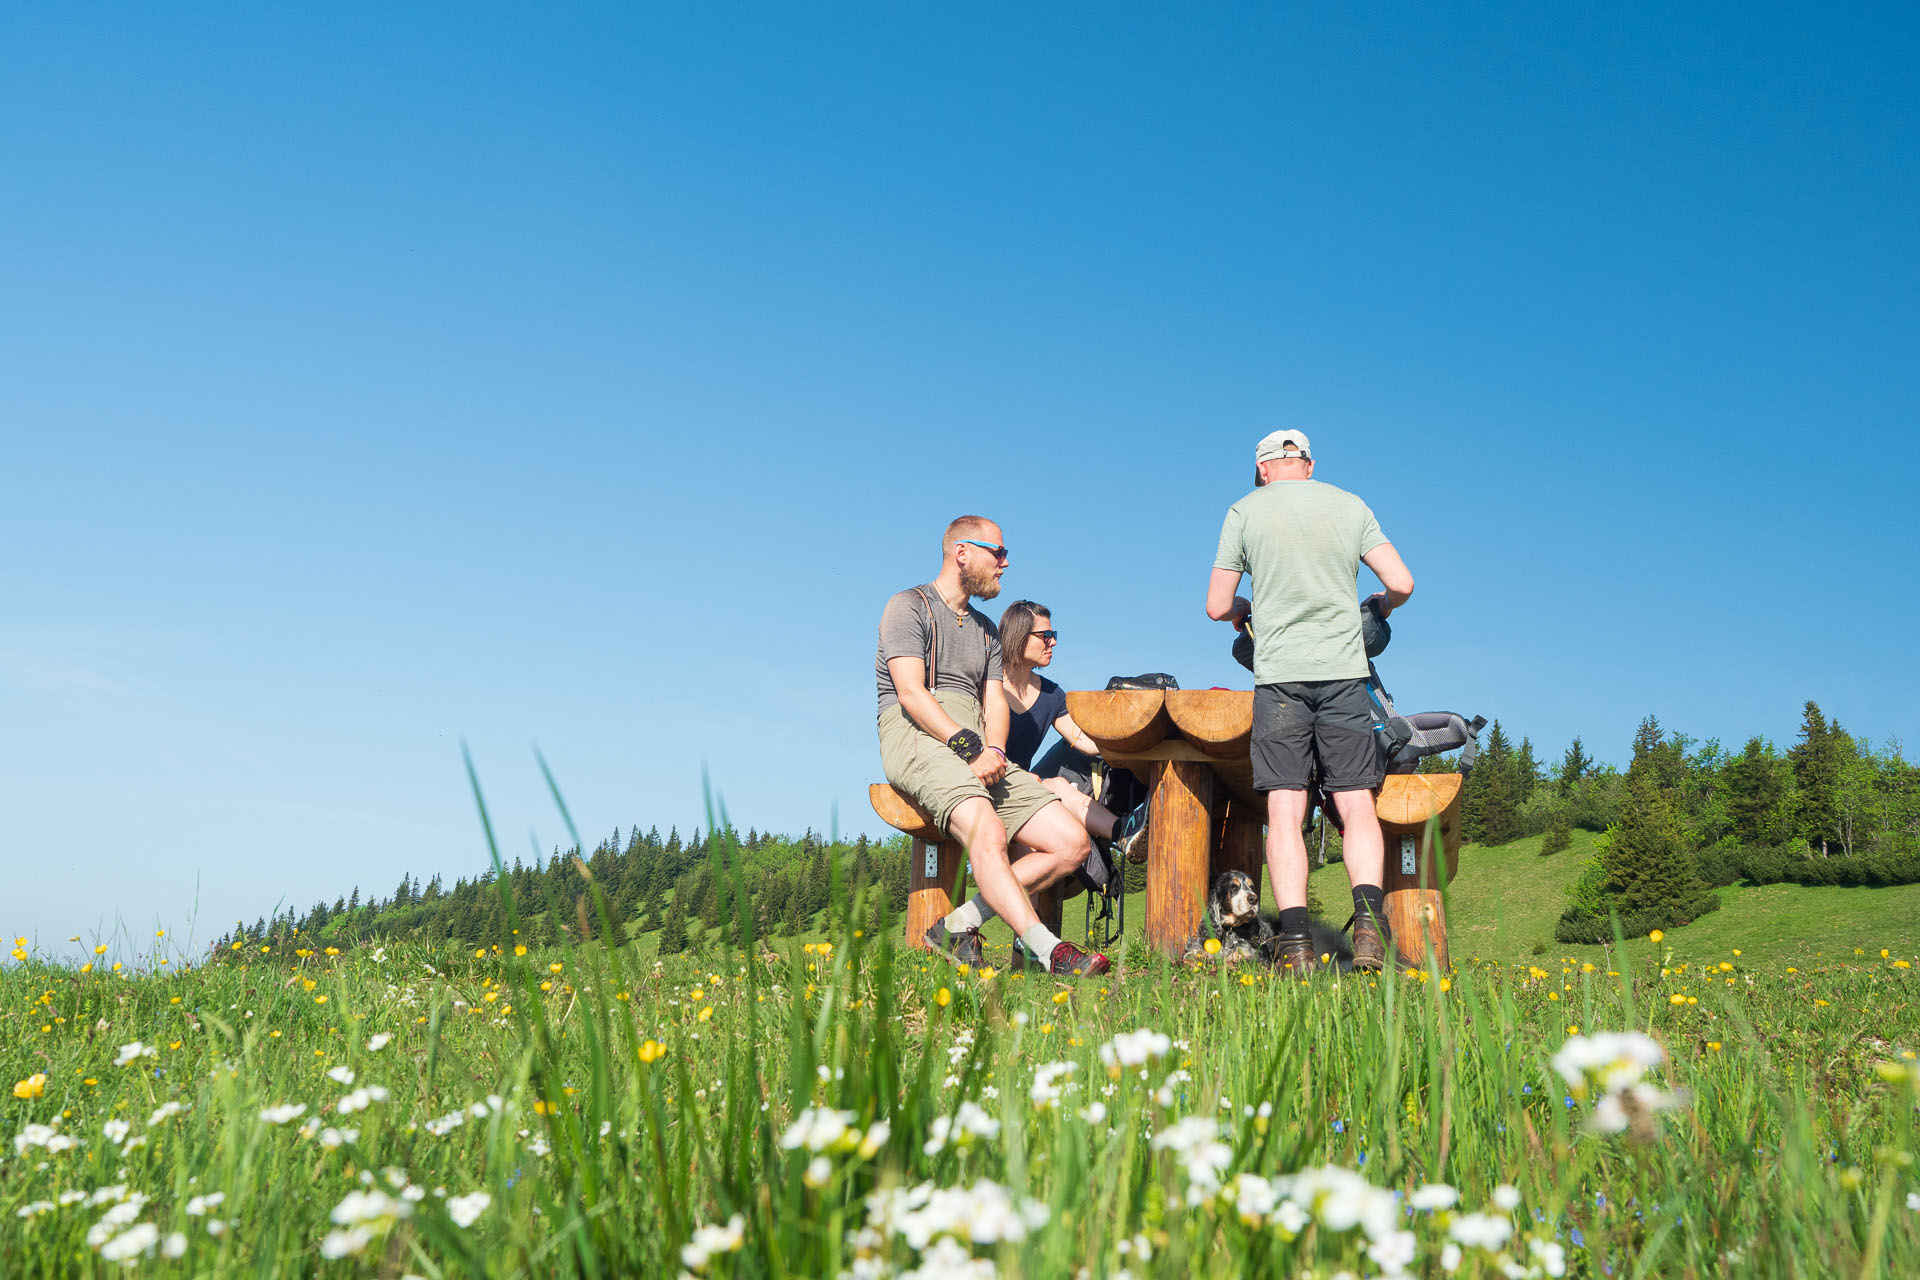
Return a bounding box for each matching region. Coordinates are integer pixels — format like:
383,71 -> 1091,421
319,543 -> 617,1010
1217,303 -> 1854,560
923,920 -> 986,968
1047,940 -> 1111,977
1267,932 -> 1320,975
1113,805 -> 1150,864
1350,913 -> 1391,973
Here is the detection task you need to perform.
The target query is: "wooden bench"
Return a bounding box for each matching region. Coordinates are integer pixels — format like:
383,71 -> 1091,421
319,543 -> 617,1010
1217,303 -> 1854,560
868,783 -> 1076,967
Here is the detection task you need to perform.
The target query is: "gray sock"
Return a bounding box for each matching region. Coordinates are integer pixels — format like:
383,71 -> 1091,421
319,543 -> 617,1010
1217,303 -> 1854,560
944,896 -> 996,933
1020,922 -> 1064,968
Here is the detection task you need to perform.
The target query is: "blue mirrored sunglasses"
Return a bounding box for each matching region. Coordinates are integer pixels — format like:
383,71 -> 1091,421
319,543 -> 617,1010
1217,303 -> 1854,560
957,538 -> 1009,561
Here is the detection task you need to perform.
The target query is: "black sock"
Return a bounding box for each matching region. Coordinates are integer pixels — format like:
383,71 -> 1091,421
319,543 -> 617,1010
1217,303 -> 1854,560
1277,906 -> 1311,937
1352,884 -> 1385,926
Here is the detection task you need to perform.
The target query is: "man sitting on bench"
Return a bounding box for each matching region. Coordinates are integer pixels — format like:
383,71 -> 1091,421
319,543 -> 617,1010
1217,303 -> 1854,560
875,515 -> 1112,976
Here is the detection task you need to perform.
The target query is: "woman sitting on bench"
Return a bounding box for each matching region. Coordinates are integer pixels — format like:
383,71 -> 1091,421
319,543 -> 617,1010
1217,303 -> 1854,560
998,599 -> 1148,861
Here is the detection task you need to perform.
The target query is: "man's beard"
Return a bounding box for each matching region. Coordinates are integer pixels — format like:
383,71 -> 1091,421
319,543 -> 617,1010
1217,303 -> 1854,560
960,562 -> 1001,600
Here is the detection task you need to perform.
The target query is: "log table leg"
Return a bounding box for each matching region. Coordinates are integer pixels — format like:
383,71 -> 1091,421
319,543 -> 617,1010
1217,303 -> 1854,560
904,837 -> 964,951
1147,759 -> 1214,957
1213,799 -> 1265,898
1381,822 -> 1450,970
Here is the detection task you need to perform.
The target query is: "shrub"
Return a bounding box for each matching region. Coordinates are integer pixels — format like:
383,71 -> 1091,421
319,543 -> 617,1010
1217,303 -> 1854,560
1540,815 -> 1572,856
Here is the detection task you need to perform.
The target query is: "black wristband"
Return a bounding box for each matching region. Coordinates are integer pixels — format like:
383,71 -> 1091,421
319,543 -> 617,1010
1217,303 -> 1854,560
947,728 -> 985,762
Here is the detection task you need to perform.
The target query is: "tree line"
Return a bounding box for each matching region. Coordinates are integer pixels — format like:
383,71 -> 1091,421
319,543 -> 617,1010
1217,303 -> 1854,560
211,825 -> 916,960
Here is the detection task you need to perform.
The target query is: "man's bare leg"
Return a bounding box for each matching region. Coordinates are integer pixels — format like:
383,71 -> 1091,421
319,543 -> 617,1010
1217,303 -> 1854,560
1331,787 -> 1390,970
944,797 -> 1038,934
1264,787 -> 1312,911
1330,789 -> 1384,889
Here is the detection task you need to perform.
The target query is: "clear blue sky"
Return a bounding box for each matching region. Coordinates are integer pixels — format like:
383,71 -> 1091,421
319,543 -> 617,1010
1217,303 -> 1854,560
5,4 -> 1915,958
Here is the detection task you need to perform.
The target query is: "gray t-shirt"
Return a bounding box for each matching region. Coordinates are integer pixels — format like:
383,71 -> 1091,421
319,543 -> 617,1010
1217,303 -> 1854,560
1214,479 -> 1388,684
875,584 -> 1003,713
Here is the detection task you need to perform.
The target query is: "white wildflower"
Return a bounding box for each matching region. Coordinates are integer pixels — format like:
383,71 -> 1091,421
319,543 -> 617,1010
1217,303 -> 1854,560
1409,1183 -> 1460,1211
89,1185 -> 130,1207
185,1192 -> 224,1216
1441,1242 -> 1463,1272
865,1180 -> 1048,1250
320,1227 -> 372,1258
900,1236 -> 994,1280
1225,1172 -> 1280,1225
148,1101 -> 184,1126
858,1119 -> 891,1158
367,1033 -> 392,1051
113,1041 -> 157,1067
336,1085 -> 390,1115
1150,1117 -> 1233,1203
1079,1101 -> 1108,1126
1029,1061 -> 1077,1109
102,1119 -> 131,1144
16,1201 -> 56,1219
680,1212 -> 746,1272
98,1220 -> 160,1262
259,1103 -> 307,1125
447,1190 -> 491,1227
922,1102 -> 1000,1155
327,1066 -> 356,1085
1449,1212 -> 1513,1251
1098,1028 -> 1172,1070
1368,1229 -> 1418,1277
1492,1184 -> 1522,1212
425,1110 -> 466,1137
779,1108 -> 857,1153
319,1127 -> 358,1150
805,1156 -> 833,1187
162,1232 -> 188,1259
1531,1237 -> 1569,1277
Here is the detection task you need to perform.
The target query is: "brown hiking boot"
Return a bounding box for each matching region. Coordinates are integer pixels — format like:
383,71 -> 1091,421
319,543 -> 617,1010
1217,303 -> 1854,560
1048,940 -> 1111,977
1351,913 -> 1391,972
923,920 -> 986,968
1267,932 -> 1319,975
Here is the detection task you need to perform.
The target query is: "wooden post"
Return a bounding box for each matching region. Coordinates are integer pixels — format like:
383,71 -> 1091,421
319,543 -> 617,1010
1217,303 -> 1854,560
1213,797 -> 1266,897
904,837 -> 964,950
1147,759 -> 1214,956
1377,774 -> 1464,970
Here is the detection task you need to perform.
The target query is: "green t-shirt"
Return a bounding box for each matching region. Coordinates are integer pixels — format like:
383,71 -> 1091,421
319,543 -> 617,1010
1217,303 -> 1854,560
1213,479 -> 1388,684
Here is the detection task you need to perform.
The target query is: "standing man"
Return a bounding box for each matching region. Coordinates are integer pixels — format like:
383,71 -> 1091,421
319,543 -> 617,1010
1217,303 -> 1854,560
1205,430 -> 1415,972
876,515 -> 1112,976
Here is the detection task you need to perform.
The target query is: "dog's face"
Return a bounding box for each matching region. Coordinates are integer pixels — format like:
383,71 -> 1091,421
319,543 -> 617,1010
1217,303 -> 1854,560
1209,870 -> 1261,929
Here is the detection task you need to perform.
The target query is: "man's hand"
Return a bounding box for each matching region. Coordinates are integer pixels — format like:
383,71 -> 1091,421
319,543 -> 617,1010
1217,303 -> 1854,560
1230,595 -> 1253,629
1366,591 -> 1395,619
971,751 -> 1009,786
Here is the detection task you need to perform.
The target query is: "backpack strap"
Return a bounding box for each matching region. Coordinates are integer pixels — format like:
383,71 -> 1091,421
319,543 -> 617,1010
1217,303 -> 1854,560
913,586 -> 940,694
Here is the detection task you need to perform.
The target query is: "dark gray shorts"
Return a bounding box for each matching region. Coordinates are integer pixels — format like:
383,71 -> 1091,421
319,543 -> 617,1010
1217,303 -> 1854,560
1251,679 -> 1382,793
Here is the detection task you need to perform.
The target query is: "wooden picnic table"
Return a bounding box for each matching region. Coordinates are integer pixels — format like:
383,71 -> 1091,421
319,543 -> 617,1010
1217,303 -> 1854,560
1065,688 -> 1464,969
870,687 -> 1463,968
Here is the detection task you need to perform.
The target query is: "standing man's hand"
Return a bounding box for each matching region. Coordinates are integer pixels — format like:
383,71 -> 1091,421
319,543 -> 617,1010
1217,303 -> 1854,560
1365,591 -> 1394,619
972,751 -> 1009,786
1230,595 -> 1253,629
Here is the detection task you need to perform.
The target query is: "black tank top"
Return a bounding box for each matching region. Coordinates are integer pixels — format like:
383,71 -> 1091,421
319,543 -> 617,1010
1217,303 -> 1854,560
1004,675 -> 1068,770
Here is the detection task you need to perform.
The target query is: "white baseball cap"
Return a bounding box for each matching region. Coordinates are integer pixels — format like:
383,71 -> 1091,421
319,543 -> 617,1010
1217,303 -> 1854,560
1255,429 -> 1312,463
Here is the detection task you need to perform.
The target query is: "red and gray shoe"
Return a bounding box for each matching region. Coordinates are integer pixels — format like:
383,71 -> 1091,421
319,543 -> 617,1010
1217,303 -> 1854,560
1048,940 -> 1111,977
923,920 -> 986,968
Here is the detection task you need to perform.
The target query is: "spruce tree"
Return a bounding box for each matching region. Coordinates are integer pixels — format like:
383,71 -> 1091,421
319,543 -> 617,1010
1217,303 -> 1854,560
1597,776 -> 1717,926
658,894 -> 688,955
1558,737 -> 1595,791
1723,736 -> 1789,847
1789,701 -> 1846,853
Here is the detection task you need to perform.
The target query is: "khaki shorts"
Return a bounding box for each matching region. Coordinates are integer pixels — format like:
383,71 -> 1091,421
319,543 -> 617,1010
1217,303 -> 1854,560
877,690 -> 1059,838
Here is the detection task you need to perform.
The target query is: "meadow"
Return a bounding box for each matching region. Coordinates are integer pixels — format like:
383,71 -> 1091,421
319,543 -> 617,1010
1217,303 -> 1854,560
5,836 -> 1919,1280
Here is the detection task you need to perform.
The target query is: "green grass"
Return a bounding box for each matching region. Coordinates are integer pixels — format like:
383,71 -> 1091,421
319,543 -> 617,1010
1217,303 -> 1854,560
5,877 -> 1919,1277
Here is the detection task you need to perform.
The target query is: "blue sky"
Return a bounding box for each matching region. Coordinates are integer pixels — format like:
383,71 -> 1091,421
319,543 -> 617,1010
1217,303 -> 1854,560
5,4 -> 1915,958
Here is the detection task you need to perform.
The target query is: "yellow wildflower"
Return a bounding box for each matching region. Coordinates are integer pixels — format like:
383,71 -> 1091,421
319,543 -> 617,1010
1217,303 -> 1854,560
935,987 -> 952,1008
549,963 -> 564,974
515,945 -> 527,957
637,1039 -> 665,1064
1648,930 -> 1664,943
1204,938 -> 1222,956
13,1073 -> 47,1099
